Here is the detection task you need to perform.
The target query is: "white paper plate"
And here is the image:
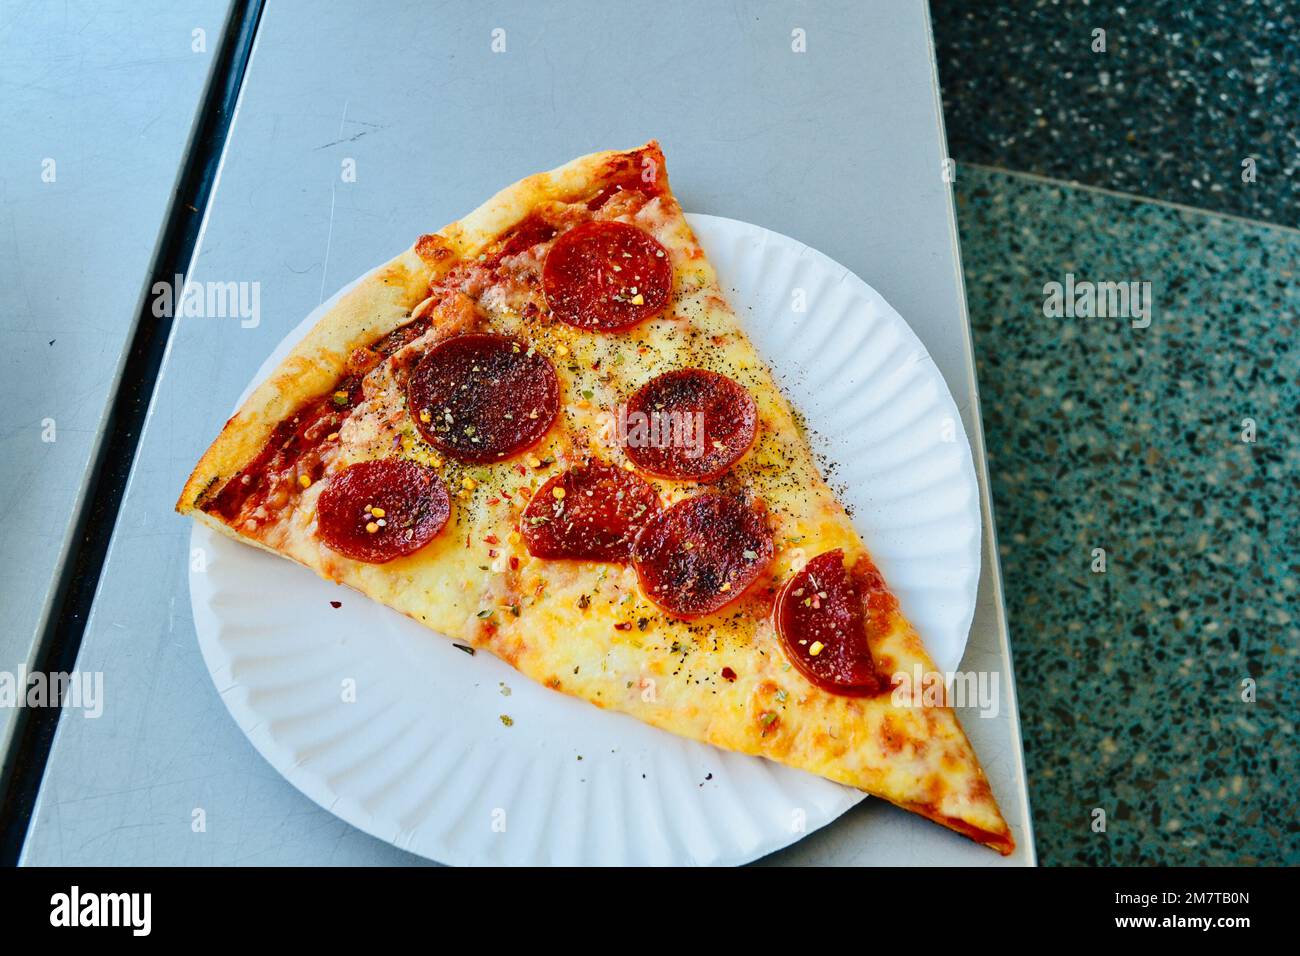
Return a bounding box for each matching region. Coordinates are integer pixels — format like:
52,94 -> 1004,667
189,214 -> 981,866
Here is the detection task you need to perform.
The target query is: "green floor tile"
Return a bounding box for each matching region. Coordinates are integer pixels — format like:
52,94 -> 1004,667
956,166 -> 1299,864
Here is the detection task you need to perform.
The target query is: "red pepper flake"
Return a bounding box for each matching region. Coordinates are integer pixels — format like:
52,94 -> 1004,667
721,667 -> 737,682
509,556 -> 520,570
613,622 -> 631,631
484,533 -> 499,545
486,498 -> 501,507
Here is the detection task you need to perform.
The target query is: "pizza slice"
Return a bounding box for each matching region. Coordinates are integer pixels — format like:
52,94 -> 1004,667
178,142 -> 1015,856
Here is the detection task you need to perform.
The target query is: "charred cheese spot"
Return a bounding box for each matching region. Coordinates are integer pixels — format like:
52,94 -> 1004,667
880,713 -> 907,755
415,233 -> 455,265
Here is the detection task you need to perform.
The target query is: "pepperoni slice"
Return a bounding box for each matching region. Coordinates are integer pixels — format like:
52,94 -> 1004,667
407,333 -> 559,463
521,461 -> 661,562
621,369 -> 757,481
775,550 -> 887,696
631,494 -> 774,618
542,221 -> 672,331
316,458 -> 450,563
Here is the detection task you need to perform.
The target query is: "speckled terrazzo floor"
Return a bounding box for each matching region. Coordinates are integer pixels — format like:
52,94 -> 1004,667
954,165 -> 1299,864
933,0 -> 1300,227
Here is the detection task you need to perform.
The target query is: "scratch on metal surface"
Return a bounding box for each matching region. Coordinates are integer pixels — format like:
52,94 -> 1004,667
319,186 -> 337,305
317,100 -> 349,304
312,125 -> 389,151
